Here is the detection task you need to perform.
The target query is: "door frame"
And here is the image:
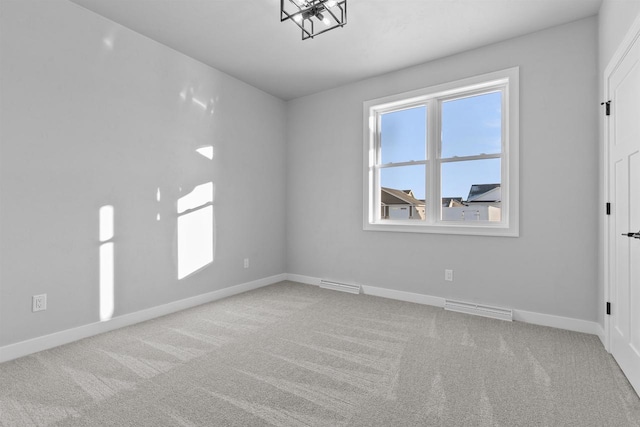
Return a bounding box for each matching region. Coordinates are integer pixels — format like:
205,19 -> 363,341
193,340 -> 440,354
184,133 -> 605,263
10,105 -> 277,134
603,14 -> 640,352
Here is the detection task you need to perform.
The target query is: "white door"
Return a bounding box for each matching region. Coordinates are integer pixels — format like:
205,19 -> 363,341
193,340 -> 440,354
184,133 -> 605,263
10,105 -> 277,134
608,27 -> 640,396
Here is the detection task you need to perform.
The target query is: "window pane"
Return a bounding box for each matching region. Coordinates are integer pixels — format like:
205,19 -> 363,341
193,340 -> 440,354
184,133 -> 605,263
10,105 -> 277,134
380,165 -> 426,220
380,106 -> 426,164
441,91 -> 501,158
441,159 -> 501,222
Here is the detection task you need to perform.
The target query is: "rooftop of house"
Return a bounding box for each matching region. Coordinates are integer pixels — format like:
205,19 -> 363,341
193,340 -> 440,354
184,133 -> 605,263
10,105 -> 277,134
381,187 -> 424,206
467,183 -> 501,203
442,197 -> 464,208
381,183 -> 501,206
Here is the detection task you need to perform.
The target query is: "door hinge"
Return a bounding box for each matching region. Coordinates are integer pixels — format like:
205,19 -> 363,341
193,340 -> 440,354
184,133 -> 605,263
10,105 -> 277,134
607,302 -> 611,315
601,100 -> 611,116
606,203 -> 611,215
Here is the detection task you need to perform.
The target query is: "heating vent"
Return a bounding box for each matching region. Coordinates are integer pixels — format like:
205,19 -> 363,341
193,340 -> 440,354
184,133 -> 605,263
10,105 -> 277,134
319,280 -> 361,294
444,299 -> 512,321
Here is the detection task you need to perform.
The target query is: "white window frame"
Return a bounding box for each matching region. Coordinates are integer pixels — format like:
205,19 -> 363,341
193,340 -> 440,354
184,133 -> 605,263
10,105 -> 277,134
363,67 -> 519,237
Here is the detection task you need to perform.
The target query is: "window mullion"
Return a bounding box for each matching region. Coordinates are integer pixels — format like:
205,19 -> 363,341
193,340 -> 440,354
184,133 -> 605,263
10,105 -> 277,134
373,111 -> 382,222
440,153 -> 502,163
379,160 -> 428,168
427,98 -> 439,224
500,84 -> 509,225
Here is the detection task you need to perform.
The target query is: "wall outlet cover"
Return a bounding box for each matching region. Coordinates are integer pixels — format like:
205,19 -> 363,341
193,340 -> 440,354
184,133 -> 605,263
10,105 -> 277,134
33,294 -> 47,312
445,269 -> 454,282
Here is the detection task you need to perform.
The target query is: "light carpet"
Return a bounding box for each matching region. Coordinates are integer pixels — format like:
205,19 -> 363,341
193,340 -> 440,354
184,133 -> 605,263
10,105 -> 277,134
1,281 -> 639,426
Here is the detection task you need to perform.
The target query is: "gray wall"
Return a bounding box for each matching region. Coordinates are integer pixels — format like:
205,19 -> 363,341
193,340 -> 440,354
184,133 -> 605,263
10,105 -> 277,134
0,0 -> 286,346
599,0 -> 640,65
286,17 -> 599,321
597,0 -> 640,327
0,1 -> 611,350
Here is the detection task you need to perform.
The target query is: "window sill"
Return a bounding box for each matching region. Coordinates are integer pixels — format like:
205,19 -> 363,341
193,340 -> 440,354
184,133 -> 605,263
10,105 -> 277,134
363,221 -> 519,237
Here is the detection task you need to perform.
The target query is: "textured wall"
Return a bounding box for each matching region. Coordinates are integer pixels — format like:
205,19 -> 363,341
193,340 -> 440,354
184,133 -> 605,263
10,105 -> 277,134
0,0 -> 286,346
286,18 -> 599,321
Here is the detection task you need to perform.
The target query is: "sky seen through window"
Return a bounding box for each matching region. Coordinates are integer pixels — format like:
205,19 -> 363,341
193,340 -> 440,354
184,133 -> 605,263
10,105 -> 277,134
380,91 -> 502,200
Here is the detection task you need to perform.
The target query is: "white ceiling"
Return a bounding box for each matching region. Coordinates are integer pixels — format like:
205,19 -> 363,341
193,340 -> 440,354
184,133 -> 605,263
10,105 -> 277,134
69,0 -> 602,100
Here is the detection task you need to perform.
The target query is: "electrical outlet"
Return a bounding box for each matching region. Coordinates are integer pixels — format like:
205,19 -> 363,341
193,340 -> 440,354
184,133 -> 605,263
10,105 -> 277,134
244,258 -> 249,269
32,294 -> 47,312
445,269 -> 453,282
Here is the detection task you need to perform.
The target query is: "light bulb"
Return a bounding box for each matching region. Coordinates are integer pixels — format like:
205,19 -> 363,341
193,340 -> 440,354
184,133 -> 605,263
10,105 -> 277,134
316,12 -> 330,26
326,0 -> 337,7
293,14 -> 303,23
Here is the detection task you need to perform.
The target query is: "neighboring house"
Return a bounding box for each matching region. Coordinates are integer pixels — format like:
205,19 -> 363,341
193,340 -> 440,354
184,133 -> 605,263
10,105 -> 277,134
442,183 -> 502,222
442,197 -> 464,208
382,184 -> 501,221
381,187 -> 425,220
466,183 -> 501,206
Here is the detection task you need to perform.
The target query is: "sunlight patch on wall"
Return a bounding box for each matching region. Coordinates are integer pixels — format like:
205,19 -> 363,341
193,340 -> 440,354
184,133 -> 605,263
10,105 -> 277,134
99,205 -> 114,321
102,36 -> 114,50
101,28 -> 119,52
179,87 -> 191,101
156,187 -> 162,221
192,97 -> 208,110
196,146 -> 214,160
178,86 -> 216,116
177,182 -> 215,280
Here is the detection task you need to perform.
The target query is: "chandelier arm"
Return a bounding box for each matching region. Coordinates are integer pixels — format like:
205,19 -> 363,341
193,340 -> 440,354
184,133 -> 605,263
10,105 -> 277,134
281,0 -> 302,22
322,4 -> 341,24
282,0 -> 347,40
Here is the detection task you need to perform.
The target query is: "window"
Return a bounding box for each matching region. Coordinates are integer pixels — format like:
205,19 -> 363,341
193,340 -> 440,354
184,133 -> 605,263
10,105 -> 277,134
363,68 -> 519,236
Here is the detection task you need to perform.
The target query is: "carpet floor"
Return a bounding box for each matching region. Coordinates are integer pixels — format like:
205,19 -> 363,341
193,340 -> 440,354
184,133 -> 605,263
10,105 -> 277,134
1,281 -> 639,426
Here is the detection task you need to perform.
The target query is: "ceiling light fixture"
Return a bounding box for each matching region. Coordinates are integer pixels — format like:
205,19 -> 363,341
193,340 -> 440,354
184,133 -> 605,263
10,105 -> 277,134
281,0 -> 347,40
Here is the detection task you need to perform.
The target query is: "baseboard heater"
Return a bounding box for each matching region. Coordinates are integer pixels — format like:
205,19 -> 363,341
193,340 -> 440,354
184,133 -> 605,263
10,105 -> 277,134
319,280 -> 361,295
444,299 -> 513,321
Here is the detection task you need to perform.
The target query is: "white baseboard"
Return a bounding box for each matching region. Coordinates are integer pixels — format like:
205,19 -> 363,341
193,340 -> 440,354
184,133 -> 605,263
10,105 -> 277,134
596,324 -> 607,349
512,309 -> 601,335
1,273 -> 605,363
361,284 -> 445,308
285,274 -> 320,286
0,273 -> 286,364
287,274 -> 602,337
285,275 -> 445,308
